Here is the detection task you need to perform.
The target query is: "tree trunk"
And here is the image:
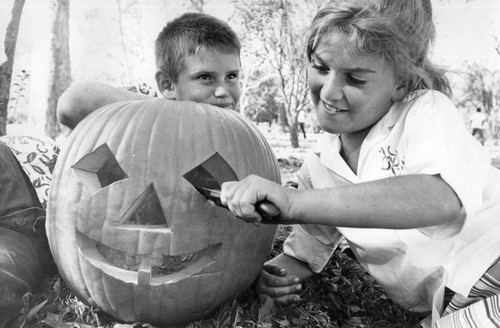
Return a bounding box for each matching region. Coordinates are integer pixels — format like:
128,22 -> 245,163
46,0 -> 71,138
279,104 -> 288,133
0,0 -> 25,136
289,123 -> 299,148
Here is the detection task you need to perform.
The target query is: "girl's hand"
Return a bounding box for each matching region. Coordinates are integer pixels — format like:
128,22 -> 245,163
220,175 -> 294,224
255,264 -> 302,305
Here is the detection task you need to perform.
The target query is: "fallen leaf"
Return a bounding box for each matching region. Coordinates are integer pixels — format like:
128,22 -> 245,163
276,318 -> 289,326
42,313 -> 73,328
258,294 -> 279,319
27,299 -> 48,320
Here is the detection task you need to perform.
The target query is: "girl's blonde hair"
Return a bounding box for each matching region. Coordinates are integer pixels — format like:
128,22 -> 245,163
306,0 -> 451,96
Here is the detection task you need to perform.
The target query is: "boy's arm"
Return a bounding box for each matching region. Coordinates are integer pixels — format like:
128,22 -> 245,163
256,253 -> 313,305
57,82 -> 150,129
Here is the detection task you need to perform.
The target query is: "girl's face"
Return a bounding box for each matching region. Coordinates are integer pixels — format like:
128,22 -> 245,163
309,36 -> 403,142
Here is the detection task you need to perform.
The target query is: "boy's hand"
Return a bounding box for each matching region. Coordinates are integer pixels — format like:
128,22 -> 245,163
220,175 -> 294,223
256,264 -> 302,305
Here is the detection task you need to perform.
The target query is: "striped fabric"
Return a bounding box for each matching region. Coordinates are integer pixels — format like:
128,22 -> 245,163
433,258 -> 500,327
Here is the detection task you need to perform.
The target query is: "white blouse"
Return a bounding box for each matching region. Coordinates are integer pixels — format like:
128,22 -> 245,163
283,90 -> 500,324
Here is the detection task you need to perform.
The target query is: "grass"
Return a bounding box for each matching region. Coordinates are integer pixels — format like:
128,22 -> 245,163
17,227 -> 424,328
14,126 -> 425,328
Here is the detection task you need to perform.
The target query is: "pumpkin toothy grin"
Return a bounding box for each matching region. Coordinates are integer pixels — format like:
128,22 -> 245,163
76,229 -> 221,284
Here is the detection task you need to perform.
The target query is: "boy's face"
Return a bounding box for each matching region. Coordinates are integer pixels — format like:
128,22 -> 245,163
157,49 -> 241,110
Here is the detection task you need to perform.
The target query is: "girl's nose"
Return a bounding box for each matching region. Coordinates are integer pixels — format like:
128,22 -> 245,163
214,86 -> 229,98
322,74 -> 343,100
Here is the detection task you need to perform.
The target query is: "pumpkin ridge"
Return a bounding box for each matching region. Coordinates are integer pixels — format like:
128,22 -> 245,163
115,103 -> 152,220
147,99 -> 176,229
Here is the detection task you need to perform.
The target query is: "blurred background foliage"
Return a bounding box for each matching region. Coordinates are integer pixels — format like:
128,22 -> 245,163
1,0 -> 500,147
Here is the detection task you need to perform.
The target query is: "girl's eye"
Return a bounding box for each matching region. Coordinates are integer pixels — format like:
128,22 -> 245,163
311,63 -> 329,74
347,74 -> 367,85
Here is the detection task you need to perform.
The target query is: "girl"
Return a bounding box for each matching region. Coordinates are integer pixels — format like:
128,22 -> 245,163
220,0 -> 500,326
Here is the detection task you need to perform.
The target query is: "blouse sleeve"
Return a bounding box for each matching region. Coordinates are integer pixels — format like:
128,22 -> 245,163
399,91 -> 491,236
282,158 -> 344,273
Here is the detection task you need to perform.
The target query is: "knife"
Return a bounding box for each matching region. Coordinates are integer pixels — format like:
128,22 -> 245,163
183,152 -> 280,222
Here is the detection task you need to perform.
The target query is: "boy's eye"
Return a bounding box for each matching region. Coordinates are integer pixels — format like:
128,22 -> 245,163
226,73 -> 239,80
198,74 -> 213,81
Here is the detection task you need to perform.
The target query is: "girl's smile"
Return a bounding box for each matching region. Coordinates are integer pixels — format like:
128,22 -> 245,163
308,35 -> 404,146
322,101 -> 348,114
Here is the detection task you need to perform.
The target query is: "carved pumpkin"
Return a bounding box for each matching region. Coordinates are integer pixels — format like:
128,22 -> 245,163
46,99 -> 280,326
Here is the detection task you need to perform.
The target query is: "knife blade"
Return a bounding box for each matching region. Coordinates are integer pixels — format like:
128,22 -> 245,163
183,152 -> 280,222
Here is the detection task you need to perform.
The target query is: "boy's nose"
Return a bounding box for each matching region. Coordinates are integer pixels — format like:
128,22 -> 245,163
214,86 -> 229,98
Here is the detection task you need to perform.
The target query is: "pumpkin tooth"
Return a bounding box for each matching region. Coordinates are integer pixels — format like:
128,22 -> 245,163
125,254 -> 137,268
138,258 -> 152,286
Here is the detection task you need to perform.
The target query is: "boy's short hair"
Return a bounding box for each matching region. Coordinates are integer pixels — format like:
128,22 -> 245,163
155,12 -> 241,83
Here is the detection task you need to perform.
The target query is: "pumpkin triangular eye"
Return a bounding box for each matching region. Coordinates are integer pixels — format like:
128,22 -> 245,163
119,183 -> 168,226
72,143 -> 128,193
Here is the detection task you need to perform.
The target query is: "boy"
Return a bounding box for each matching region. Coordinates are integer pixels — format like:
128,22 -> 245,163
57,12 -> 241,129
0,12 -> 241,323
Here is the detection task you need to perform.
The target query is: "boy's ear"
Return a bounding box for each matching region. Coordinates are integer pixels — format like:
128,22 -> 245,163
155,71 -> 176,100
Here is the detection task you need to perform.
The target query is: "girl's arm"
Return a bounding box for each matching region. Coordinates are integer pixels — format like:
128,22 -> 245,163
221,174 -> 463,229
57,82 -> 149,129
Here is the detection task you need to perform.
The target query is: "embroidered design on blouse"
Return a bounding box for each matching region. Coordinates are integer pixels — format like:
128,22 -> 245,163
380,146 -> 405,175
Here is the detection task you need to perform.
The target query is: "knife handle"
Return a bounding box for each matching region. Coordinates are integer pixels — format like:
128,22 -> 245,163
257,201 -> 280,221
208,189 -> 280,222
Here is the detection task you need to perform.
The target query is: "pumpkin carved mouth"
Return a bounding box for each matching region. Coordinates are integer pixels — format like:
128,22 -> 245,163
76,229 -> 222,285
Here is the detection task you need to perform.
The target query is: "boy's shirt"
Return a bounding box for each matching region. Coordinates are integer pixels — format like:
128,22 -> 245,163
283,91 -> 500,323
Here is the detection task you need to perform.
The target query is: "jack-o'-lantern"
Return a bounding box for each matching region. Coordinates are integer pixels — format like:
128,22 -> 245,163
46,99 -> 280,326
